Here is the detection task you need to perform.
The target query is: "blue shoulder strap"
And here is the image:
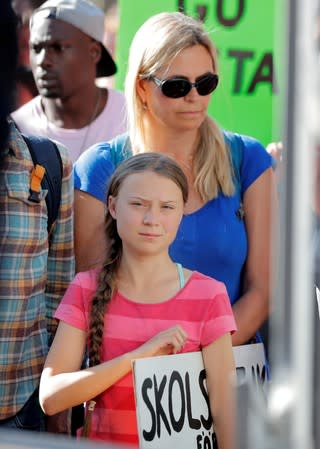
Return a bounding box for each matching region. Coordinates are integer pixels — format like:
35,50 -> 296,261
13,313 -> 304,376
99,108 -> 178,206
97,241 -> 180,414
108,133 -> 132,167
223,130 -> 244,196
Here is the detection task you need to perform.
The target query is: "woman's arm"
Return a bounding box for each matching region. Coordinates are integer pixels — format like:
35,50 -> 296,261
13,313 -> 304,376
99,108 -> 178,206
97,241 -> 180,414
202,333 -> 236,449
232,167 -> 277,345
74,189 -> 107,272
39,321 -> 187,416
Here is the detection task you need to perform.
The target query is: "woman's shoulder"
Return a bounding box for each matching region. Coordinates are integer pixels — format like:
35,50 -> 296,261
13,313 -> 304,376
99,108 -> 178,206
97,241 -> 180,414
74,134 -> 132,201
223,130 -> 273,194
73,141 -> 115,201
75,140 -> 114,167
74,133 -> 131,172
223,130 -> 269,158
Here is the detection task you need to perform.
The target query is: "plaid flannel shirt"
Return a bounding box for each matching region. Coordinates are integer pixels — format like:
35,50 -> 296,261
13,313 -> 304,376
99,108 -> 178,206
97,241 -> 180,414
0,122 -> 74,419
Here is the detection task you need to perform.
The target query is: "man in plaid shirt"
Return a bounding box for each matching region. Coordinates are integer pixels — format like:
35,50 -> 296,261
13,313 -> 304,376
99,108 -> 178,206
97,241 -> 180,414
0,119 -> 74,431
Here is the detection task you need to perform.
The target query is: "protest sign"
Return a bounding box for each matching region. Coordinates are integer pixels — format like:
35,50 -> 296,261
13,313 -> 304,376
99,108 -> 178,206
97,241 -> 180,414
133,351 -> 217,449
233,343 -> 268,396
133,344 -> 267,448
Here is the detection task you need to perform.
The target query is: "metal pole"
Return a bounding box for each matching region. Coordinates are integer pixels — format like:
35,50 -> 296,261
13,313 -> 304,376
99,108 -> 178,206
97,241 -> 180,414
268,0 -> 319,447
236,1 -> 319,448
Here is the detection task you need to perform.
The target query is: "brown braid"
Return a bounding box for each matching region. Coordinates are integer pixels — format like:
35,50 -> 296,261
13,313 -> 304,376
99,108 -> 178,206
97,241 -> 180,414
82,216 -> 123,436
88,216 -> 122,367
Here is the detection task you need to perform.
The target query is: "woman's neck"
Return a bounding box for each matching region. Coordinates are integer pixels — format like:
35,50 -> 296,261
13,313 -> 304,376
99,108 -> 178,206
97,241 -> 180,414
141,123 -> 199,163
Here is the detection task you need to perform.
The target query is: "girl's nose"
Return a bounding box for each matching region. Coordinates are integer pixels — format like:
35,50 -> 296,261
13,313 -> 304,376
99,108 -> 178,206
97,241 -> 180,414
143,208 -> 159,225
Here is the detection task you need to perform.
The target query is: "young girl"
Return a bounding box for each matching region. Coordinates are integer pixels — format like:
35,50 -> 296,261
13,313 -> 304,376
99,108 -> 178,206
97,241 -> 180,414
39,153 -> 237,448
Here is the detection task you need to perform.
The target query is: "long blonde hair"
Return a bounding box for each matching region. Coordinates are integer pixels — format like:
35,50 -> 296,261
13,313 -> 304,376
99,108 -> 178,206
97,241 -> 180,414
88,153 -> 188,367
125,12 -> 234,201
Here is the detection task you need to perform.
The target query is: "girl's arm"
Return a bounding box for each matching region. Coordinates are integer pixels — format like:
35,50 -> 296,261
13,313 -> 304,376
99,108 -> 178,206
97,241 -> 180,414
202,333 -> 236,449
74,190 -> 107,272
39,321 -> 187,416
232,167 -> 277,345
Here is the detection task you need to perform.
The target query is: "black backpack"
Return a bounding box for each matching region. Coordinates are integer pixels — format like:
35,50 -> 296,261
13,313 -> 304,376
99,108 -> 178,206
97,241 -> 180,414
23,134 -> 63,235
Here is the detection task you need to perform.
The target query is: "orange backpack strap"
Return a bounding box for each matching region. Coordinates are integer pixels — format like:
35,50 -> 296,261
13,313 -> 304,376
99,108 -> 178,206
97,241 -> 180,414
29,164 -> 46,203
23,134 -> 63,235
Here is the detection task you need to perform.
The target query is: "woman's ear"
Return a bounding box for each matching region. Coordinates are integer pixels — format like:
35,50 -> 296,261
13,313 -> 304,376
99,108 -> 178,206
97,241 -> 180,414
136,76 -> 148,106
108,196 -> 117,219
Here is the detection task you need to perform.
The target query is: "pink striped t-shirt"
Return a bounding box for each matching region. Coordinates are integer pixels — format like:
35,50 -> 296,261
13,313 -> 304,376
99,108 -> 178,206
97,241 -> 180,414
54,269 -> 236,446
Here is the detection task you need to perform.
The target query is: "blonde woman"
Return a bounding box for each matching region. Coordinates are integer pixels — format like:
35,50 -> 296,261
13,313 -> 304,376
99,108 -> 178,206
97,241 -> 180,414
74,12 -> 276,346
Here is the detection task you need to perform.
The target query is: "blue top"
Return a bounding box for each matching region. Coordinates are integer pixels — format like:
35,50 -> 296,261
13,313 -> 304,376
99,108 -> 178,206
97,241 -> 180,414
74,132 -> 272,305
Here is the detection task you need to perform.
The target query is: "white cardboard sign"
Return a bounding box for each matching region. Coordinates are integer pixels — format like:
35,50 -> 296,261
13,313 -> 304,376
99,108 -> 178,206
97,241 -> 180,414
133,344 -> 267,449
133,351 -> 216,449
233,343 -> 268,394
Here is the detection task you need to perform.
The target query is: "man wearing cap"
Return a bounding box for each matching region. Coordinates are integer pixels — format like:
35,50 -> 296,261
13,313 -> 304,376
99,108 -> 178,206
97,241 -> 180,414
12,0 -> 126,163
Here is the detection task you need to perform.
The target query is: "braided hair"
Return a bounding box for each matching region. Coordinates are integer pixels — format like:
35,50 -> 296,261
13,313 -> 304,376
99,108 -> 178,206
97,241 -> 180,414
88,152 -> 188,367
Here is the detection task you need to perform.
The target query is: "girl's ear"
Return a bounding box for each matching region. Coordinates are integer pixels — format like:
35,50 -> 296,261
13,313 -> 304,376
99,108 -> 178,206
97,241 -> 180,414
108,196 -> 117,219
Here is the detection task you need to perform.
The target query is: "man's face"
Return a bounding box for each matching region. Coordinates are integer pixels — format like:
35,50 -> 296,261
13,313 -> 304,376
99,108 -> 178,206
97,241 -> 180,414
29,17 -> 98,99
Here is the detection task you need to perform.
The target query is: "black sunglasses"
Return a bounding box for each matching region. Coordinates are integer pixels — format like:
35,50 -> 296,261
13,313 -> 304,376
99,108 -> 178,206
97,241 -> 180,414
150,73 -> 219,98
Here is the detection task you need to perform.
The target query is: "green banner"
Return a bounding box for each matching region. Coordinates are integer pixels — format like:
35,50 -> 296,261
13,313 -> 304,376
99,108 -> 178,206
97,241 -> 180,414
117,0 -> 280,146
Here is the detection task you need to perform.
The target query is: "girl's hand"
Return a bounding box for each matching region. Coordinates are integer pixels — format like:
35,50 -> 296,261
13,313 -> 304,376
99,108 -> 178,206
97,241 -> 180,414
131,325 -> 188,360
